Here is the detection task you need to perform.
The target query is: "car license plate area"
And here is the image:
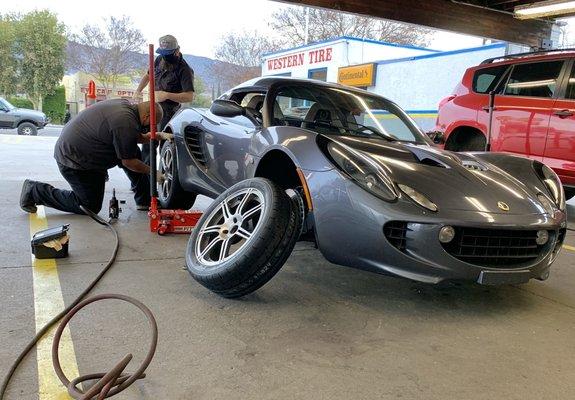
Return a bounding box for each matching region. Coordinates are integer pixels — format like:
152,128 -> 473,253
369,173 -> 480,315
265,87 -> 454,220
478,270 -> 531,285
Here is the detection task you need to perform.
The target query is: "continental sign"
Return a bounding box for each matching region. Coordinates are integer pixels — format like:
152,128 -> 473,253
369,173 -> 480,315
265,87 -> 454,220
338,63 -> 377,87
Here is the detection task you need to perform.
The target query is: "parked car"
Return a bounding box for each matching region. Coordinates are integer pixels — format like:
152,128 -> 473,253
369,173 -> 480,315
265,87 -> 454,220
435,49 -> 575,200
160,77 -> 566,297
0,97 -> 49,135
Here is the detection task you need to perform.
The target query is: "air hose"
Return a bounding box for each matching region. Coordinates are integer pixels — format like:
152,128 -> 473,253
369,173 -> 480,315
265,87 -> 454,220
0,206 -> 157,399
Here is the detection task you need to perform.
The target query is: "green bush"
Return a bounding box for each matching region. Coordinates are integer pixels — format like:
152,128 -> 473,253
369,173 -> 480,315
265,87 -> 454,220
43,85 -> 66,124
7,97 -> 34,109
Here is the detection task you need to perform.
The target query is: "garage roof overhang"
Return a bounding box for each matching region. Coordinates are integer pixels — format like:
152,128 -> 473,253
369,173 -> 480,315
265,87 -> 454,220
274,0 -> 561,48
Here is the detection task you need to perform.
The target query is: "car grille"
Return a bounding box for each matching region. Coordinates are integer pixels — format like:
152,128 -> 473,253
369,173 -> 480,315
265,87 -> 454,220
384,221 -> 409,252
442,227 -> 548,267
184,126 -> 207,167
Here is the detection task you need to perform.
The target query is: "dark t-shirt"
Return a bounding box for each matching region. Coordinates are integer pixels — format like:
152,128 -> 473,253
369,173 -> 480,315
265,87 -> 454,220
154,56 -> 195,111
54,99 -> 142,170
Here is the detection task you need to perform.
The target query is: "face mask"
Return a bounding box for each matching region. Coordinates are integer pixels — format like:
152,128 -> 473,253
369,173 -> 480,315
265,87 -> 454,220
162,54 -> 179,64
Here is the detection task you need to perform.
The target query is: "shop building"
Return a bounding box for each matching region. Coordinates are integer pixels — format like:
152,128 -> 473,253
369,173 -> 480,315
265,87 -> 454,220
261,37 -> 520,130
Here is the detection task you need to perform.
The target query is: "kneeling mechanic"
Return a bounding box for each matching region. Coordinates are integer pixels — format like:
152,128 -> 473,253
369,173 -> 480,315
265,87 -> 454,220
20,99 -> 169,215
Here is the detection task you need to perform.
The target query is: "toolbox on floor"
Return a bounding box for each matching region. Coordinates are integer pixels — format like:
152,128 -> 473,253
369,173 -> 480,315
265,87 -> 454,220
31,224 -> 70,259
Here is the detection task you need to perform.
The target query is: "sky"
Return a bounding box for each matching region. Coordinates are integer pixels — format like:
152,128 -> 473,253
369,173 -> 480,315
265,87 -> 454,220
4,0 -> 574,58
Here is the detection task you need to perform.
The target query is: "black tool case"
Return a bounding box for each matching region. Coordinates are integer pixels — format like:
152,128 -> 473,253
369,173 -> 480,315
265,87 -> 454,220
31,224 -> 70,259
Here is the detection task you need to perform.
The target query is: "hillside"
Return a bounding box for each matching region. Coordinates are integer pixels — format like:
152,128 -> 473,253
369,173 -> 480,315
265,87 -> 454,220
65,41 -> 256,92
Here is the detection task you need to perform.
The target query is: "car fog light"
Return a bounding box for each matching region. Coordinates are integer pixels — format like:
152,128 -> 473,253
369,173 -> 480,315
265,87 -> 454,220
439,226 -> 455,243
536,230 -> 549,245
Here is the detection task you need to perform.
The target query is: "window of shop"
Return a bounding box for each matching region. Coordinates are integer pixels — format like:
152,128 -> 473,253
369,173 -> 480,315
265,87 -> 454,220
308,68 -> 327,82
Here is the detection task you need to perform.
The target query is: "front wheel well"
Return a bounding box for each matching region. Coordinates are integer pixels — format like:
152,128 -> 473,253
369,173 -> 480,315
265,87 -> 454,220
445,127 -> 486,152
18,120 -> 39,127
254,150 -> 301,191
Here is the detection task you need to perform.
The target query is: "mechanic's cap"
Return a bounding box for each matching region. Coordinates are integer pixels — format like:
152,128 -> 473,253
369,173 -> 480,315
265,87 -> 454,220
156,35 -> 179,56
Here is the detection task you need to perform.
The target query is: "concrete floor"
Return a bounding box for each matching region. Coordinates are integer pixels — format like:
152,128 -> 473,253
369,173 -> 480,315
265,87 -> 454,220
1,133 -> 575,400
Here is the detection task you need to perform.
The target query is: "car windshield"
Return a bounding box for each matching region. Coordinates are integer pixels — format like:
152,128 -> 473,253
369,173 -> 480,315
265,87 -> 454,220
0,98 -> 15,111
271,84 -> 428,143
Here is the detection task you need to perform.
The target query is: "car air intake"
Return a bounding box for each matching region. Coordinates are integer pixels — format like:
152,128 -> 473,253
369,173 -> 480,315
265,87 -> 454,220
184,125 -> 208,167
383,221 -> 410,252
442,227 -> 549,267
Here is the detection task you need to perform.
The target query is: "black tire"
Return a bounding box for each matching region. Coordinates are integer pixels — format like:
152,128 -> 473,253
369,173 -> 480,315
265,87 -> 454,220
17,122 -> 38,136
186,178 -> 303,298
158,141 -> 197,209
565,188 -> 575,201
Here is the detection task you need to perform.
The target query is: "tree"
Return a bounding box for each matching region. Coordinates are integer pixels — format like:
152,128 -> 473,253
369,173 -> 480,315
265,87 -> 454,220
189,77 -> 212,108
0,15 -> 18,96
215,30 -> 280,67
68,16 -> 145,95
213,30 -> 280,89
14,11 -> 66,110
271,7 -> 433,48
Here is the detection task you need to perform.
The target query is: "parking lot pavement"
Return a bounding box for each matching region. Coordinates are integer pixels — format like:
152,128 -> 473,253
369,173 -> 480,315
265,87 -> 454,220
2,135 -> 575,400
0,124 -> 63,137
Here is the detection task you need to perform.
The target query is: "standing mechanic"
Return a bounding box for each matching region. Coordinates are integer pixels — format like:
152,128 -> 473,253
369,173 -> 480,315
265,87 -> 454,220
19,99 -> 168,215
134,34 -> 195,164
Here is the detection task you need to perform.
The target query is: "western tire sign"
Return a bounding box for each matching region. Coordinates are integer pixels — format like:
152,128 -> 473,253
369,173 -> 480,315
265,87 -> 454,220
267,46 -> 333,71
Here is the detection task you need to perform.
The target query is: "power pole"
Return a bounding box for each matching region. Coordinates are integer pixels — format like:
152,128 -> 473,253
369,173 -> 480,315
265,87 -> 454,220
304,7 -> 310,45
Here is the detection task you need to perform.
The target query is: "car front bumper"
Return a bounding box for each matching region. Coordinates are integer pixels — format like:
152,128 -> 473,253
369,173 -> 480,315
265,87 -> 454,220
307,169 -> 567,285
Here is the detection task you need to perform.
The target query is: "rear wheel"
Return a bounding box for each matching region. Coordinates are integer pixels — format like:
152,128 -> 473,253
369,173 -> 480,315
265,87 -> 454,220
17,122 -> 37,136
445,128 -> 486,152
565,188 -> 575,201
158,141 -> 197,209
186,178 -> 303,298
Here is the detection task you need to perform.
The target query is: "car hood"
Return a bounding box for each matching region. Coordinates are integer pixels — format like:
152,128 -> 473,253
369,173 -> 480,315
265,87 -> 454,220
325,135 -> 547,215
14,108 -> 46,119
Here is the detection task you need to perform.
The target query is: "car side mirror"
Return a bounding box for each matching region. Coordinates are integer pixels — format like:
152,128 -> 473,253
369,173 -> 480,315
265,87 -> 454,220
426,131 -> 444,145
210,99 -> 245,118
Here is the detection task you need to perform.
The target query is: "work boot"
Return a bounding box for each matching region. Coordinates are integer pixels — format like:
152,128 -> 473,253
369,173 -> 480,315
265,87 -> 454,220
20,179 -> 38,213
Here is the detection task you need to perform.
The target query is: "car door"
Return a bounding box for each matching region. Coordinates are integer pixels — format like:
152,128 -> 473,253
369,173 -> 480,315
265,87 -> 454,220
480,59 -> 566,160
0,99 -> 16,128
202,91 -> 263,188
543,58 -> 575,187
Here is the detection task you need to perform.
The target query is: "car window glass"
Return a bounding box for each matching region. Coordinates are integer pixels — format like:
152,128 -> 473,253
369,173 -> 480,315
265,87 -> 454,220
503,60 -> 564,98
565,64 -> 575,100
473,65 -> 508,93
272,85 -> 427,143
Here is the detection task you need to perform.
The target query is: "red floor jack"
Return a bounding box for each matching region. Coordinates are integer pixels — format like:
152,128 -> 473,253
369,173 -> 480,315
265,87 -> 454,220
146,43 -> 203,235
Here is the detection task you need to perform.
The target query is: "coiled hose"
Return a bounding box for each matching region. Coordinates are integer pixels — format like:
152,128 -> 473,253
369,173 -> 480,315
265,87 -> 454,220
0,206 -> 157,399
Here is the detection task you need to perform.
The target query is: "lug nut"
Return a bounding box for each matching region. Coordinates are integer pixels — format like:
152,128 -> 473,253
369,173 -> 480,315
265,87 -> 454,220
439,226 -> 455,243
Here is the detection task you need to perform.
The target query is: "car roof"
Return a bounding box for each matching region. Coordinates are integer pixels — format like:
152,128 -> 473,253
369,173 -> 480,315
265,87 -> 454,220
477,48 -> 575,69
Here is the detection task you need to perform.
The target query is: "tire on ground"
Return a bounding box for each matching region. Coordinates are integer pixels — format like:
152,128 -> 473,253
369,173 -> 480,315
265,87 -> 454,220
17,122 -> 38,136
186,177 -> 303,298
158,141 -> 197,209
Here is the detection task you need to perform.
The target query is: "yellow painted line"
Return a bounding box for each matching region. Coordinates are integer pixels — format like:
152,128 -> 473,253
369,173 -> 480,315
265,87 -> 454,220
563,244 -> 575,252
30,206 -> 79,399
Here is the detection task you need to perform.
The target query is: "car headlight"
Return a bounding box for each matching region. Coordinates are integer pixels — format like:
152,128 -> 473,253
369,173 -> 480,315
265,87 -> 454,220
397,184 -> 438,212
534,163 -> 565,210
327,142 -> 397,201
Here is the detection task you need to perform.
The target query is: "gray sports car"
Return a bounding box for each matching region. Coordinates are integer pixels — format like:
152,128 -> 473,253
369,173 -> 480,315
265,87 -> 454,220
160,77 -> 567,297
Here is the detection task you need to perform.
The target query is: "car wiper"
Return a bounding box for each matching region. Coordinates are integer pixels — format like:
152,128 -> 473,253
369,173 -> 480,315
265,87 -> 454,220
348,122 -> 396,142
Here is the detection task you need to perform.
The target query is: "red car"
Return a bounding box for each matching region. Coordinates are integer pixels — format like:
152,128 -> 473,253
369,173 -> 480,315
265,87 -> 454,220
435,49 -> 575,200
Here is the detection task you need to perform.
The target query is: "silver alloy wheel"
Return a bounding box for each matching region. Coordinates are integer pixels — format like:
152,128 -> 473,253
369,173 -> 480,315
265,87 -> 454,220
21,126 -> 33,135
195,188 -> 264,268
159,145 -> 173,200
